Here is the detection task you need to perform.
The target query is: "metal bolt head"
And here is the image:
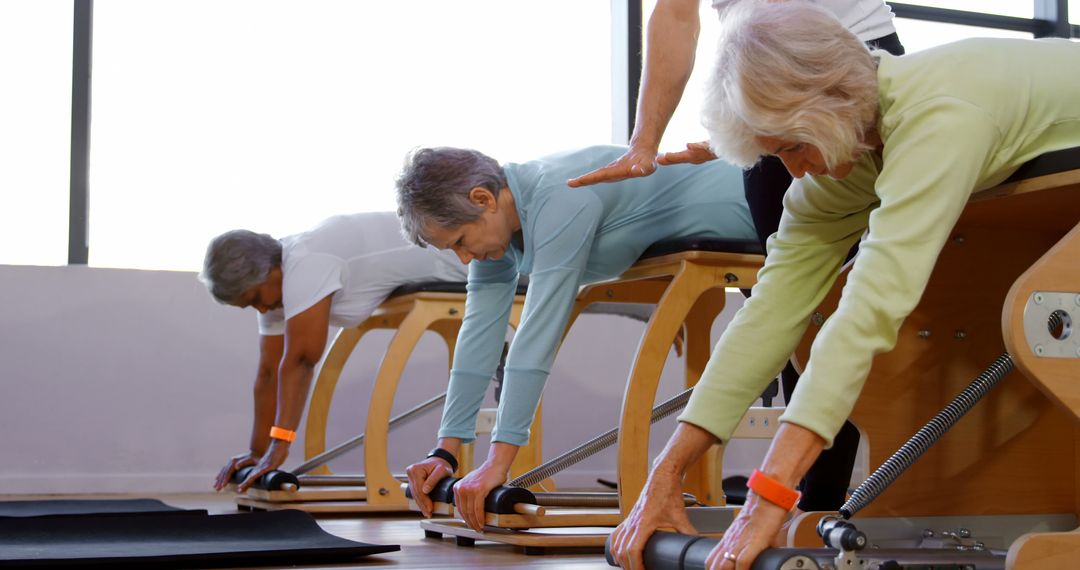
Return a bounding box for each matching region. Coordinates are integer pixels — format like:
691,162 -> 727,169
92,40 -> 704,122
958,528 -> 971,538
606,289 -> 615,298
952,234 -> 965,244
811,312 -> 825,326
378,488 -> 389,496
917,329 -> 931,338
1034,293 -> 1044,304
1035,345 -> 1045,356
954,330 -> 967,340
922,529 -> 935,538
724,272 -> 739,283
449,308 -> 459,316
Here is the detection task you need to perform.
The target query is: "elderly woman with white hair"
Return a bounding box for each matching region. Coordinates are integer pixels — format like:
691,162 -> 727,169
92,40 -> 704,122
199,212 -> 466,493
396,144 -> 757,533
610,2 -> 1080,569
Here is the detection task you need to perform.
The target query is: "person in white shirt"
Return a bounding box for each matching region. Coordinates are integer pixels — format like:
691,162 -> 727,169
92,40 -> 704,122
200,212 -> 466,492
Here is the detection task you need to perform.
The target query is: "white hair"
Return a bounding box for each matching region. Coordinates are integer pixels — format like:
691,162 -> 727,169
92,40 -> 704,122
701,1 -> 880,169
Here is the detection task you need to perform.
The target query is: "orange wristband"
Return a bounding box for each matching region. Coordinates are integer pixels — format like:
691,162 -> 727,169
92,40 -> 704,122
269,426 -> 296,443
747,469 -> 800,511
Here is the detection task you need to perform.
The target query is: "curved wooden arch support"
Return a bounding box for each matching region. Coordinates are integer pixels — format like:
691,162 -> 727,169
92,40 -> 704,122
615,252 -> 763,516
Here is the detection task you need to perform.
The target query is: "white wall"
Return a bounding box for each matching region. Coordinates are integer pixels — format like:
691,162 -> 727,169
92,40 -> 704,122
0,264 -> 771,494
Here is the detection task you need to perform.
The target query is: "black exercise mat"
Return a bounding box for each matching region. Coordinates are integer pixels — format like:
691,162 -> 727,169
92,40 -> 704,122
0,509 -> 399,568
0,498 -> 186,518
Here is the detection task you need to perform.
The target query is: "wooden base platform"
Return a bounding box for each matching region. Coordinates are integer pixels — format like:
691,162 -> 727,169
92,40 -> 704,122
419,519 -> 611,554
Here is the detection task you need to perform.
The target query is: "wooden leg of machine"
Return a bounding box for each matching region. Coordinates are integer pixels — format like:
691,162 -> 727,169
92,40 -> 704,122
616,268 -> 717,516
681,288 -> 727,506
1003,221 -> 1080,567
303,318 -> 389,474
364,301 -> 455,507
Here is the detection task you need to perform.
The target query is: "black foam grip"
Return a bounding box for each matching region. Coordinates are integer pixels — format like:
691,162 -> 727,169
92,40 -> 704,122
231,467 -> 300,491
605,531 -> 828,570
484,486 -> 538,514
407,476 -> 460,503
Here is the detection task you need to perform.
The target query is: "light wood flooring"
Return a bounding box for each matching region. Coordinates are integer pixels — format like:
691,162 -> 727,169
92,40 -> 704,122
5,493 -> 614,569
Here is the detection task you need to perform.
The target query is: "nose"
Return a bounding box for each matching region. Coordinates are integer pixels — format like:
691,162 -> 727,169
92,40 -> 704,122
778,154 -> 807,179
454,247 -> 474,265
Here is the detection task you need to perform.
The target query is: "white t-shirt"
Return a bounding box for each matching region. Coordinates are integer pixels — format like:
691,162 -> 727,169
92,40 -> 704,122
256,212 -> 467,336
711,0 -> 895,43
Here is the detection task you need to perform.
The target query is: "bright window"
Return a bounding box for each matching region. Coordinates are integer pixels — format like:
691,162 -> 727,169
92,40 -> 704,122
89,1 -> 613,271
1071,0 -> 1079,25
898,1 -> 1033,19
653,1 -> 1036,152
893,18 -> 1033,54
0,1 -> 72,267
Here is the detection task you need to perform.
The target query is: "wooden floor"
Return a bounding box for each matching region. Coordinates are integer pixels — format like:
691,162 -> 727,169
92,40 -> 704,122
5,493 -> 614,569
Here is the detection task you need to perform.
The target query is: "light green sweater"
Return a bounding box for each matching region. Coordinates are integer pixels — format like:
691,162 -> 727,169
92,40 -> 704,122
680,38 -> 1080,446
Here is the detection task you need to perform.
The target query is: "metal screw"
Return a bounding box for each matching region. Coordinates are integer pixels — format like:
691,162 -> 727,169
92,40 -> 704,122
973,542 -> 985,551
1035,345 -> 1045,356
606,289 -> 615,298
749,417 -> 756,426
922,529 -> 935,538
449,308 -> 459,315
953,234 -> 965,244
381,319 -> 389,325
379,488 -> 389,496
724,272 -> 739,283
917,329 -> 931,339
811,312 -> 825,326
954,330 -> 967,340
958,528 -> 971,538
795,560 -> 805,568
1034,293 -> 1044,304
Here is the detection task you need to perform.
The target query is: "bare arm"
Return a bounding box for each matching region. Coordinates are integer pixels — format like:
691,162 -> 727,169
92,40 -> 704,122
567,0 -> 701,187
237,295 -> 333,492
213,334 -> 285,491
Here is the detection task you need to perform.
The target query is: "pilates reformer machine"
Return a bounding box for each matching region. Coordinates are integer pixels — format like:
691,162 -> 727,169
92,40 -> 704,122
599,147 -> 1080,569
411,238 -> 780,552
230,281 -> 548,513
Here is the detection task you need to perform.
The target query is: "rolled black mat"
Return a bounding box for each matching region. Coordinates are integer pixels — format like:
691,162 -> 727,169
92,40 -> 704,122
0,509 -> 399,568
0,498 -> 186,518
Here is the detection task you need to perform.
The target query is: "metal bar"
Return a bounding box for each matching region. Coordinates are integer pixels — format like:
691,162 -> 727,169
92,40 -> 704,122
888,2 -> 1045,35
68,0 -> 92,265
293,392 -> 446,475
508,387 -> 693,489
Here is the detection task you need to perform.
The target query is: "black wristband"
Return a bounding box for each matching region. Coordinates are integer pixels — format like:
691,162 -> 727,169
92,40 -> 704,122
426,448 -> 458,473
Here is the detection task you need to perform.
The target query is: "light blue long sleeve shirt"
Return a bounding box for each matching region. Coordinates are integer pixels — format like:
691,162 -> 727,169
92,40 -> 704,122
439,145 -> 757,446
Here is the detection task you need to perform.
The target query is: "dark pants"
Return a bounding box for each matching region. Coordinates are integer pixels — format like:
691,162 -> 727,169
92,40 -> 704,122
741,32 -> 904,512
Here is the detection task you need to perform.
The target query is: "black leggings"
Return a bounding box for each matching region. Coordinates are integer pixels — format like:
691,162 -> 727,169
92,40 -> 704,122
741,32 -> 904,512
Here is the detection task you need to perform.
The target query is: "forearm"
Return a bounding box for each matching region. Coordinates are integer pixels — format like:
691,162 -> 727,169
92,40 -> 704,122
248,372 -> 277,454
482,441 -> 519,472
653,421 -> 718,476
273,357 -> 317,431
632,0 -> 700,151
757,423 -> 825,489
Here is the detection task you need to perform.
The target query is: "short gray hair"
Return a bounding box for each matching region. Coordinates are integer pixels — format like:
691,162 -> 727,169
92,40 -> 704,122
395,147 -> 507,247
199,229 -> 282,304
701,1 -> 879,169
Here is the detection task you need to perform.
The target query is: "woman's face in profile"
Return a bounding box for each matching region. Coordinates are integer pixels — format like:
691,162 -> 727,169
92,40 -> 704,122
757,136 -> 855,180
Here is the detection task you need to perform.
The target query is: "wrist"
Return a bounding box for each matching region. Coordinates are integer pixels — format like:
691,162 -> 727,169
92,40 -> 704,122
427,447 -> 459,473
484,441 -> 519,469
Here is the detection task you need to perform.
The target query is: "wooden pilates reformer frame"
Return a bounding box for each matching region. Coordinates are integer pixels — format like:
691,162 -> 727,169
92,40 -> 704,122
232,282 -> 549,513
610,147 -> 1080,570
418,239 -> 789,551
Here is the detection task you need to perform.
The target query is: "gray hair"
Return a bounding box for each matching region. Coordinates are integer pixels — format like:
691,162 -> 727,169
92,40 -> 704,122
198,229 -> 282,304
701,1 -> 879,169
395,147 -> 507,247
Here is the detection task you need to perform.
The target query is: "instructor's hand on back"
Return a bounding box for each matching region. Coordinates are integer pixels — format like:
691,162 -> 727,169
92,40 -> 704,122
567,141 -> 717,188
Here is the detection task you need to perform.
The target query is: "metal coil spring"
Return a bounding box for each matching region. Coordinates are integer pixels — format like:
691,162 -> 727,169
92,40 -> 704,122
839,353 -> 1014,519
508,388 -> 694,489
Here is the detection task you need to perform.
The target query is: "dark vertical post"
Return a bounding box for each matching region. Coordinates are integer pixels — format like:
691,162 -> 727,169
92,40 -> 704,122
68,0 -> 92,265
626,0 -> 643,139
1034,0 -> 1069,37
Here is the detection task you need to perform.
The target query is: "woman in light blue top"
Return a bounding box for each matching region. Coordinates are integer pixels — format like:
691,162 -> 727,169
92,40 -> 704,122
396,144 -> 756,532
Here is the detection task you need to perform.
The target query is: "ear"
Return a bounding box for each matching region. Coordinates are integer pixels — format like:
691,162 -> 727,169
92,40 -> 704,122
467,187 -> 498,212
